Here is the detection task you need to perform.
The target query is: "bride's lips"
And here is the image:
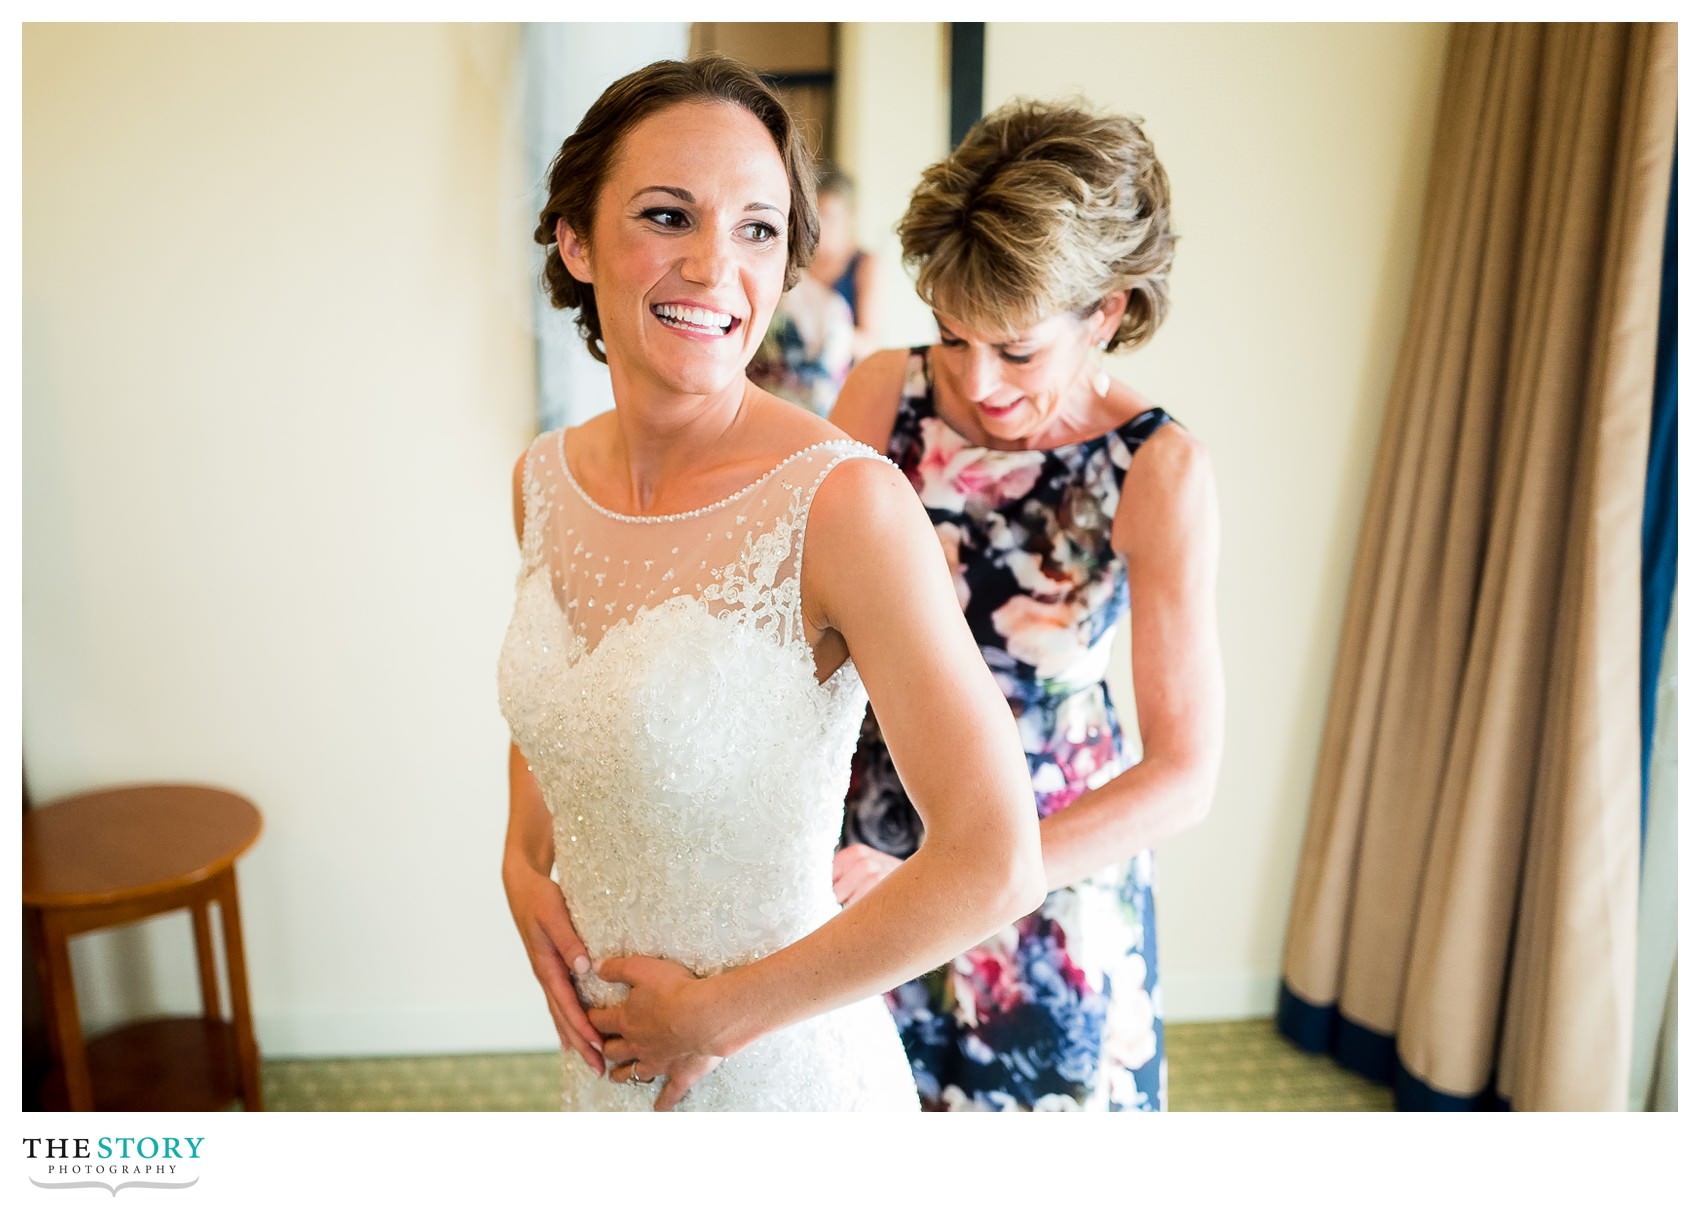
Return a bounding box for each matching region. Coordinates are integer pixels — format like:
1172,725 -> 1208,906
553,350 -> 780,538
651,300 -> 742,340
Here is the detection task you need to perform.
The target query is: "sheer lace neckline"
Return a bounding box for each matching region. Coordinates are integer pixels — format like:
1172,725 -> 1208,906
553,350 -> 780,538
555,432 -> 861,525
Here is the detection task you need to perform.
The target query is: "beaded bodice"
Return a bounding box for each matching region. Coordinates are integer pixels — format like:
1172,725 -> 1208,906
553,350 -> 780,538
497,432 -> 885,1014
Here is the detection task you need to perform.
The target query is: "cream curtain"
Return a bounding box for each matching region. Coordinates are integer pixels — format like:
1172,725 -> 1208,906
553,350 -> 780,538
1279,23 -> 1675,1111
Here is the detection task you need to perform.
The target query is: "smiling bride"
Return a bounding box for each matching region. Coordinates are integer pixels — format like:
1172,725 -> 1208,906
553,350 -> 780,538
495,56 -> 1045,1112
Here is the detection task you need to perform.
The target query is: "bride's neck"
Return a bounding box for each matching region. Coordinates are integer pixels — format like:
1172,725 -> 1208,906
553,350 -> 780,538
602,369 -> 751,513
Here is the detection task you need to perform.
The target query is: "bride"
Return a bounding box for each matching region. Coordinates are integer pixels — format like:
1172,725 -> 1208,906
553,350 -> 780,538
496,56 -> 1045,1112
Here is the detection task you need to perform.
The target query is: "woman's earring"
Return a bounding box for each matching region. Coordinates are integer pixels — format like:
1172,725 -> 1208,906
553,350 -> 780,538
1091,340 -> 1111,397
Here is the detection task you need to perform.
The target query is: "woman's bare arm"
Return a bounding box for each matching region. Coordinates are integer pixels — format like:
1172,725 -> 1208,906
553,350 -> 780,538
827,346 -> 910,451
1033,423 -> 1225,888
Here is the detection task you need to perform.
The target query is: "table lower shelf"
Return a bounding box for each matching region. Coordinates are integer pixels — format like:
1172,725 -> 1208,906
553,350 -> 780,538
41,1016 -> 258,1112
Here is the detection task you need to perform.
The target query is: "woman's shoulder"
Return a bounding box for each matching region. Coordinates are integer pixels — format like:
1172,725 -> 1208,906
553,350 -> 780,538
736,391 -> 905,511
534,412 -> 615,486
510,426 -> 570,546
804,441 -> 925,554
842,346 -> 916,399
722,392 -> 894,498
1108,408 -> 1217,548
745,386 -> 862,451
1091,384 -> 1197,462
1124,418 -> 1209,490
1071,388 -> 1212,524
1104,386 -> 1202,463
511,424 -> 567,494
826,347 -> 924,449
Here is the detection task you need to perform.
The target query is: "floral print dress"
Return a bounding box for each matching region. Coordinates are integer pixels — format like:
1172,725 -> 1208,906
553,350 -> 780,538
843,348 -> 1172,1112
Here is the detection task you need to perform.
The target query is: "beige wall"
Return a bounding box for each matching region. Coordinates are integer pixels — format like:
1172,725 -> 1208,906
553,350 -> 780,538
23,23 -> 543,1052
982,23 -> 1449,1017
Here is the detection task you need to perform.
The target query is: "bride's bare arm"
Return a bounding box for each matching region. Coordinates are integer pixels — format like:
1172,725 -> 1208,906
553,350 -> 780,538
592,456 -> 1044,1107
501,452 -> 604,1075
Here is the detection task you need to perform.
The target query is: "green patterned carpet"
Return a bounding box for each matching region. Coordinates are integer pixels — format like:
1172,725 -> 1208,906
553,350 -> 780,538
261,1018 -> 1393,1112
1165,1018 -> 1393,1111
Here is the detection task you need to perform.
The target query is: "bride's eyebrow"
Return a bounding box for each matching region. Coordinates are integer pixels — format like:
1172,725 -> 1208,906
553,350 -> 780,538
628,187 -> 784,218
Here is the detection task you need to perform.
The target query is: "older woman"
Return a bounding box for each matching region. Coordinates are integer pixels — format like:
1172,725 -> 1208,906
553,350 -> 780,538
832,99 -> 1225,1112
497,57 -> 1044,1112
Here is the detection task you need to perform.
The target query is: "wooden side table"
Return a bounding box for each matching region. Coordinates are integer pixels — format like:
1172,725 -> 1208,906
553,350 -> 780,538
23,784 -> 265,1111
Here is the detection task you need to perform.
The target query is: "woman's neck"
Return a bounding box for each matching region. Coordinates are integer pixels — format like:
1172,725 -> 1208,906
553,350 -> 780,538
599,367 -> 753,514
929,353 -> 1122,454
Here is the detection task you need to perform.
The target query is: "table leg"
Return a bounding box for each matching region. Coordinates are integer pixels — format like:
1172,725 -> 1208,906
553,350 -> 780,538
35,912 -> 93,1111
190,899 -> 223,1020
216,869 -> 264,1111
26,910 -> 59,1066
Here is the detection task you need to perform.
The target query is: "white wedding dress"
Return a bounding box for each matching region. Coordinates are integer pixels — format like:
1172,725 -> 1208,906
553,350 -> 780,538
497,430 -> 920,1112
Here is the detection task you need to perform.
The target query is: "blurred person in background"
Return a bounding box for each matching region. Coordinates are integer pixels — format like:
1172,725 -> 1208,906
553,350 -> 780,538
808,165 -> 882,363
747,271 -> 855,416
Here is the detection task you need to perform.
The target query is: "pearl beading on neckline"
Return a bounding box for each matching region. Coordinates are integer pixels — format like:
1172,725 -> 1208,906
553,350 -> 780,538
555,434 -> 881,524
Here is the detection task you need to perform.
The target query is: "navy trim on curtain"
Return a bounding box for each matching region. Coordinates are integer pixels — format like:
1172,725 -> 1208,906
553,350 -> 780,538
1277,984 -> 1511,1111
1640,146 -> 1678,844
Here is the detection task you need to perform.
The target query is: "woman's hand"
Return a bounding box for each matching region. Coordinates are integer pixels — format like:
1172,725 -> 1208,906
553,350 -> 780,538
589,956 -> 724,1112
503,859 -> 604,1076
832,844 -> 902,907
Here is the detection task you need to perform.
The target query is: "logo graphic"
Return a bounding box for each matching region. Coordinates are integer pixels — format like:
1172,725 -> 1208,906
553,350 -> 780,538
21,1136 -> 204,1197
29,1177 -> 200,1196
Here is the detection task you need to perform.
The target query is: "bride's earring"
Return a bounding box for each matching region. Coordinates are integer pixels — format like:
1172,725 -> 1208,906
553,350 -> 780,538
1090,340 -> 1111,398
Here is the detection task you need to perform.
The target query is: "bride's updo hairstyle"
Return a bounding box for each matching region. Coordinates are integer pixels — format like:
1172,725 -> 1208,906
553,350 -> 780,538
898,99 -> 1176,354
535,55 -> 821,365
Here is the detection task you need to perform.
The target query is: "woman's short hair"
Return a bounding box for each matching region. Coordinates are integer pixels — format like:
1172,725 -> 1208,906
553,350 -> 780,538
534,56 -> 820,364
898,99 -> 1176,353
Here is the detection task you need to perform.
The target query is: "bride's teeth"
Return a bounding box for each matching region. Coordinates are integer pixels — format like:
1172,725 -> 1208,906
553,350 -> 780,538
656,304 -> 732,329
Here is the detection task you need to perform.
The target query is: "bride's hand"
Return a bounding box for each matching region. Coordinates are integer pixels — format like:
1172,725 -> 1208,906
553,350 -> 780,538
502,860 -> 604,1076
589,956 -> 723,1112
832,843 -> 903,907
